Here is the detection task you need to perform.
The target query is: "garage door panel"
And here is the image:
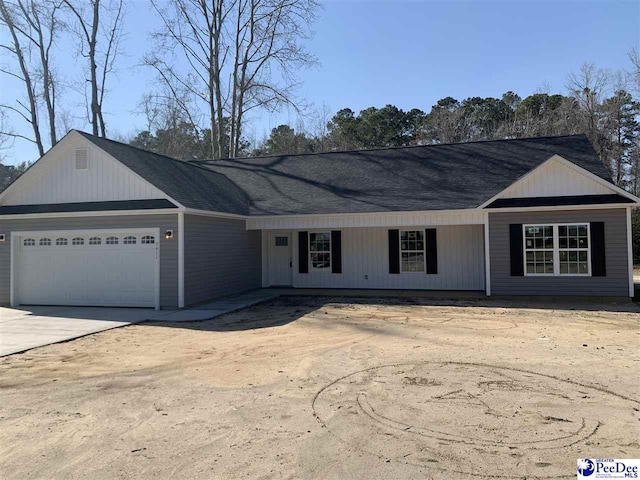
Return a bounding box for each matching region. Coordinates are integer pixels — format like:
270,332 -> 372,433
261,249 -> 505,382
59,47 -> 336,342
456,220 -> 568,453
15,231 -> 158,308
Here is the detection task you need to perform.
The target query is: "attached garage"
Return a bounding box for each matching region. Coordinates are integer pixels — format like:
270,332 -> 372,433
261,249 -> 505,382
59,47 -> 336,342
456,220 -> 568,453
12,229 -> 160,308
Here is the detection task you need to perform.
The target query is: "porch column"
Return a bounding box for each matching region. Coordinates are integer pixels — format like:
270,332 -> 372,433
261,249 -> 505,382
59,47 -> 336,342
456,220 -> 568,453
484,212 -> 491,296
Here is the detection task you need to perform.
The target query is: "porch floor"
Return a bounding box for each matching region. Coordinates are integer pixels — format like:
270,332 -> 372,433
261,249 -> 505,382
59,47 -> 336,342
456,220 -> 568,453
267,287 -> 487,299
148,288 -> 487,322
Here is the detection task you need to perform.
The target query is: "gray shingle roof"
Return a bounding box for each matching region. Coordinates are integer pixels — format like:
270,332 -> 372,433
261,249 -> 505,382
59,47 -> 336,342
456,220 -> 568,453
195,135 -> 613,215
77,132 -> 250,214
75,132 -> 614,216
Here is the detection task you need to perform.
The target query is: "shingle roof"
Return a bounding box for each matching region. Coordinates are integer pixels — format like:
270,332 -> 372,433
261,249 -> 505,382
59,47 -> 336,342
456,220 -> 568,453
76,132 -> 250,215
194,135 -> 613,215
74,132 -> 615,216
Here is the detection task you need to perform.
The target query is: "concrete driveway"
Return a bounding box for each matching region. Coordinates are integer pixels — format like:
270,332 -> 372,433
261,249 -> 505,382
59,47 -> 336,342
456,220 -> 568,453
0,306 -> 155,356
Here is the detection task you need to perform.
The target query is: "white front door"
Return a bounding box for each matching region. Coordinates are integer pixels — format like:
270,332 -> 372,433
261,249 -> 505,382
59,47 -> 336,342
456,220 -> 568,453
269,233 -> 292,286
13,229 -> 159,308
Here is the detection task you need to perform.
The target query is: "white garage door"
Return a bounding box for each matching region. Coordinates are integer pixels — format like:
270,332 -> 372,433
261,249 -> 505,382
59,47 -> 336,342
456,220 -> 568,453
14,229 -> 159,308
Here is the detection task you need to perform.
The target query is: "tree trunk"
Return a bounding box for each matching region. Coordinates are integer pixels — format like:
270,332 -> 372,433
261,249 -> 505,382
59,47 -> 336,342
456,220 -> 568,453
0,1 -> 45,156
90,0 -> 100,135
24,0 -> 58,146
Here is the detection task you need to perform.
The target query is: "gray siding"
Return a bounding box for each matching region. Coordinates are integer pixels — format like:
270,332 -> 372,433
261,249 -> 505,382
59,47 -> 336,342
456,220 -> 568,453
489,209 -> 629,296
0,214 -> 179,308
184,215 -> 261,306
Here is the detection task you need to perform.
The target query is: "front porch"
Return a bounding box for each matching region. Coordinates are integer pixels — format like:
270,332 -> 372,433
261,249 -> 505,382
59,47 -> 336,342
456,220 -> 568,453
259,224 -> 488,293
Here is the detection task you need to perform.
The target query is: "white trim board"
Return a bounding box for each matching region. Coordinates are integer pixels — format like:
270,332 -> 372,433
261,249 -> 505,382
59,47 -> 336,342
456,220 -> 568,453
247,210 -> 487,230
10,227 -> 163,236
247,204 -> 637,230
183,208 -> 247,220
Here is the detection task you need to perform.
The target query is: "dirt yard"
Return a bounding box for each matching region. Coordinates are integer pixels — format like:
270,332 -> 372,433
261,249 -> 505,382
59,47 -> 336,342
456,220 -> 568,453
1,297 -> 639,479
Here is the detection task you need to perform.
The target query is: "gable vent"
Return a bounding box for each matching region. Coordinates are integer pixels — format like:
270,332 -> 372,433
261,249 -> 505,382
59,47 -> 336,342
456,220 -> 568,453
75,148 -> 88,170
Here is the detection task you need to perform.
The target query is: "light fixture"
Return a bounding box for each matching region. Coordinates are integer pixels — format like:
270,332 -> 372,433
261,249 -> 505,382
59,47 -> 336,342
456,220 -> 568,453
165,230 -> 174,240
0,234 -> 5,242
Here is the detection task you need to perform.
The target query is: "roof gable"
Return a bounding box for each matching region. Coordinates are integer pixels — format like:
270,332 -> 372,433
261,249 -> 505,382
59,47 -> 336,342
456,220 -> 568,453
480,154 -> 640,208
76,132 -> 249,215
0,131 -> 170,206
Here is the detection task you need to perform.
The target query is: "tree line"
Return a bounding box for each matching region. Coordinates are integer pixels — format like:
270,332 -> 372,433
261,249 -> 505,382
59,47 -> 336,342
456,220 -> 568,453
131,60 -> 640,198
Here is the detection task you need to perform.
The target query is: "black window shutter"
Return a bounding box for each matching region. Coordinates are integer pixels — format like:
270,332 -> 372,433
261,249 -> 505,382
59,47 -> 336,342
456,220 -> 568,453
509,224 -> 524,276
425,228 -> 438,274
389,229 -> 400,274
331,231 -> 342,273
590,222 -> 606,277
298,231 -> 308,274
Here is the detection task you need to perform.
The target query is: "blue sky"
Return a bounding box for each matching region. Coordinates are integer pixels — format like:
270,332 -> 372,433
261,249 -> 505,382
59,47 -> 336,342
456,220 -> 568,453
1,0 -> 638,165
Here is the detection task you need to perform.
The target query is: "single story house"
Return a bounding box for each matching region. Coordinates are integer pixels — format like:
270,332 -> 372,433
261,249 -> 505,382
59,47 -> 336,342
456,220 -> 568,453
0,131 -> 637,309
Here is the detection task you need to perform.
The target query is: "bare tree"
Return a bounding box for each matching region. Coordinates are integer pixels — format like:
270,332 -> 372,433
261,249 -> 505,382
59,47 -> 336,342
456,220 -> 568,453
145,0 -> 318,159
310,103 -> 333,151
628,47 -> 640,95
227,0 -> 317,157
0,108 -> 14,162
55,108 -> 75,139
0,0 -> 62,155
63,0 -> 124,137
19,0 -> 62,146
566,63 -> 610,152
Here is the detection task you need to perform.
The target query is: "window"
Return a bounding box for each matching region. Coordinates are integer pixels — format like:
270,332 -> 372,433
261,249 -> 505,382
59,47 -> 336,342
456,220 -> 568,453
524,225 -> 554,275
524,224 -> 590,276
141,235 -> 155,244
400,230 -> 425,272
309,232 -> 331,271
89,237 -> 102,245
558,225 -> 589,275
23,238 -> 35,246
123,236 -> 136,245
72,237 -> 84,245
106,236 -> 119,245
275,236 -> 288,247
56,238 -> 68,246
39,238 -> 51,246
